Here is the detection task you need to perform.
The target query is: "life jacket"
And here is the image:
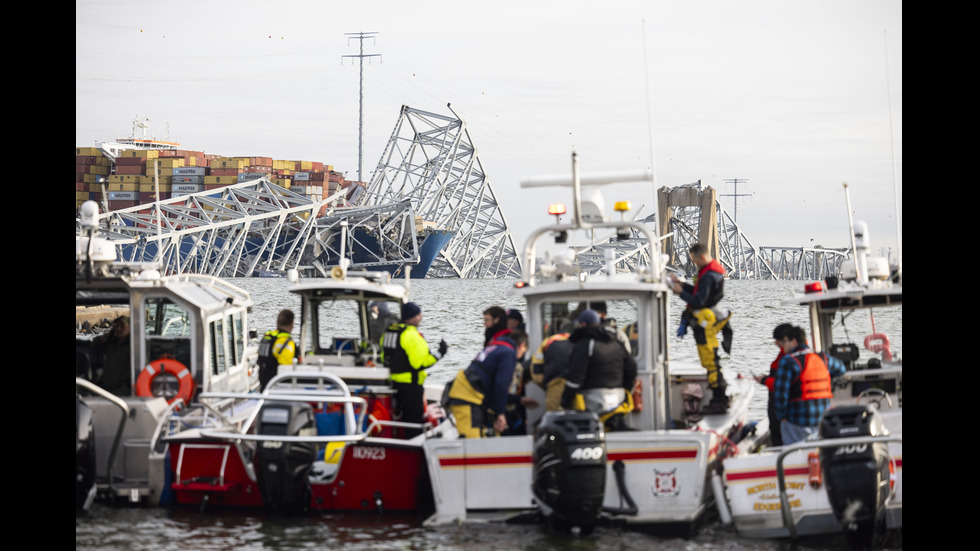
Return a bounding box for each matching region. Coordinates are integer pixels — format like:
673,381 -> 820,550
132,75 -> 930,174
787,350 -> 833,402
692,258 -> 726,309
381,324 -> 419,384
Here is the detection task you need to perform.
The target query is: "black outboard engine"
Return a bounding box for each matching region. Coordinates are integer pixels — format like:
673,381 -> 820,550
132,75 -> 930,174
819,404 -> 892,546
532,411 -> 606,534
254,402 -> 317,513
76,396 -> 97,511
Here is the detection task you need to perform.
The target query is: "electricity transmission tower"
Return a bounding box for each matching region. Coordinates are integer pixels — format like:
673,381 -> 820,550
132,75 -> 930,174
342,31 -> 381,183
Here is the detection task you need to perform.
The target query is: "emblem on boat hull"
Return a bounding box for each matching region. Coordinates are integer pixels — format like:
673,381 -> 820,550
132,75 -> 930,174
652,468 -> 680,497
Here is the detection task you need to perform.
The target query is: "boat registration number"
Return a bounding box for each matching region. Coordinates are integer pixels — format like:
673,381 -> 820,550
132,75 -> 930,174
352,446 -> 387,460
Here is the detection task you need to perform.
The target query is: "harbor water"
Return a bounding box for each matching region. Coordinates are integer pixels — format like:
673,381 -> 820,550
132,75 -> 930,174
76,277 -> 902,550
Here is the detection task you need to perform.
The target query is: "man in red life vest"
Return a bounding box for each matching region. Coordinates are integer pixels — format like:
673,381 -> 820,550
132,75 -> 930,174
773,325 -> 846,445
670,243 -> 734,414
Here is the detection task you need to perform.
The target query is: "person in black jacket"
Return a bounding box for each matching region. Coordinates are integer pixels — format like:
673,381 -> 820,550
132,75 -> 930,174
561,309 -> 637,431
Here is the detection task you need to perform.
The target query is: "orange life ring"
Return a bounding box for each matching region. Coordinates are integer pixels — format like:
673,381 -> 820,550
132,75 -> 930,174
863,333 -> 892,361
136,358 -> 195,406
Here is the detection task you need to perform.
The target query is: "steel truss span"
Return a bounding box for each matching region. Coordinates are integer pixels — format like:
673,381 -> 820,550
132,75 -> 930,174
570,181 -> 847,281
361,105 -> 522,279
92,177 -> 347,277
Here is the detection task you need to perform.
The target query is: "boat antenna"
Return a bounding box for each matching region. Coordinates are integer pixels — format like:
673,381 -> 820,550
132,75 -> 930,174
641,19 -> 661,242
640,19 -> 667,279
883,29 -> 902,277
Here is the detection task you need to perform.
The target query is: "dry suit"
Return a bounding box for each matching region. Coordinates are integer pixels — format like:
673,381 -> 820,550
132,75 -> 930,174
677,258 -> 731,410
447,335 -> 519,437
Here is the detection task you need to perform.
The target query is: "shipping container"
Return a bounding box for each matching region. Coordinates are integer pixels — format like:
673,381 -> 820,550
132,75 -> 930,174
173,183 -> 203,193
139,182 -> 172,193
172,175 -> 204,184
121,149 -> 160,159
75,147 -> 103,157
238,172 -> 266,182
173,167 -> 206,176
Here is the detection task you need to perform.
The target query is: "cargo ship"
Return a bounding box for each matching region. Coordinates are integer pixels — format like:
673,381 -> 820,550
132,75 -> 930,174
75,119 -> 448,278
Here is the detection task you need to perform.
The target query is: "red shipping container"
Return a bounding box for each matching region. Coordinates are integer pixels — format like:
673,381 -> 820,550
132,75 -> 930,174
116,165 -> 144,175
116,157 -> 146,166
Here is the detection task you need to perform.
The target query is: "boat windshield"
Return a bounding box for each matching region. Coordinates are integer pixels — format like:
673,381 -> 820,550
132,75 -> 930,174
539,298 -> 640,357
144,297 -> 193,368
306,298 -> 401,354
822,304 -> 902,369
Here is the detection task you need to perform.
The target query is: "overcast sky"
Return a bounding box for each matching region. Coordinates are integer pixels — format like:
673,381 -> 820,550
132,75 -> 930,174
76,1 -> 902,260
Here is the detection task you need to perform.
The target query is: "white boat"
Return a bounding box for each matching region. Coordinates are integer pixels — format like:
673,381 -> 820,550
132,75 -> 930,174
420,154 -> 758,532
147,154 -> 759,530
716,215 -> 902,546
75,200 -> 260,510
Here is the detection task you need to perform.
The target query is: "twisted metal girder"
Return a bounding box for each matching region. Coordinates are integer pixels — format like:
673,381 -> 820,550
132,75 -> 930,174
361,105 -> 522,278
94,177 -> 329,277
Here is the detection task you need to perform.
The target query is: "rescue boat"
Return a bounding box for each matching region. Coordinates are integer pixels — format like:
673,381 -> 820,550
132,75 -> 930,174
160,263 -> 440,514
715,197 -> 902,547
419,153 -> 758,533
76,200 -> 260,510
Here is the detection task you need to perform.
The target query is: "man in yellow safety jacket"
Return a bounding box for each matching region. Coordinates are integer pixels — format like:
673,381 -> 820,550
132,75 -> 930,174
381,302 -> 447,438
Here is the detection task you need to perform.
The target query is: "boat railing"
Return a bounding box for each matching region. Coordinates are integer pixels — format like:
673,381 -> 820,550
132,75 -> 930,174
774,434 -> 903,539
198,392 -> 370,444
518,155 -> 663,284
76,377 -> 130,495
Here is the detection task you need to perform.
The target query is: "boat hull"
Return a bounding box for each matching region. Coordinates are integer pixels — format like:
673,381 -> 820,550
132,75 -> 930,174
169,438 -> 431,513
721,440 -> 902,539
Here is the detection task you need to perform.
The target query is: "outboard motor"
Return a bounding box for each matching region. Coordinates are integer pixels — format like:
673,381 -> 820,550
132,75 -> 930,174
254,402 -> 317,513
76,396 -> 97,511
819,404 -> 892,546
532,411 -> 606,534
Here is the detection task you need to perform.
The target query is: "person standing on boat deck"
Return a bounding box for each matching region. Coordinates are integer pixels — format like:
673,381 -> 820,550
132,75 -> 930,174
96,315 -> 132,396
670,243 -> 734,414
530,321 -> 575,412
773,325 -> 846,445
368,301 -> 398,344
446,330 -> 528,437
591,300 -> 633,355
756,323 -> 794,446
382,302 -> 447,438
506,308 -> 526,332
483,306 -> 510,346
562,309 -> 637,431
259,309 -> 296,391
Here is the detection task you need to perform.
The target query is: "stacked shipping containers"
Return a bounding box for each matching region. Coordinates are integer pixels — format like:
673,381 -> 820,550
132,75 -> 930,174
75,146 -> 363,216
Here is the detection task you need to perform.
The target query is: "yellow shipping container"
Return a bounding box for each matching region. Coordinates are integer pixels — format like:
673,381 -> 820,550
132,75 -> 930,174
145,167 -> 176,177
76,191 -> 92,201
139,182 -> 172,193
145,158 -> 185,169
82,165 -> 110,176
75,147 -> 103,157
212,158 -> 245,170
122,149 -> 160,159
204,175 -> 238,185
108,175 -> 140,184
107,182 -> 139,192
276,179 -> 291,189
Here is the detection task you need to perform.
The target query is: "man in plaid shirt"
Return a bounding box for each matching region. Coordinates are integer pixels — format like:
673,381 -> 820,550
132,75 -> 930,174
773,325 -> 846,445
